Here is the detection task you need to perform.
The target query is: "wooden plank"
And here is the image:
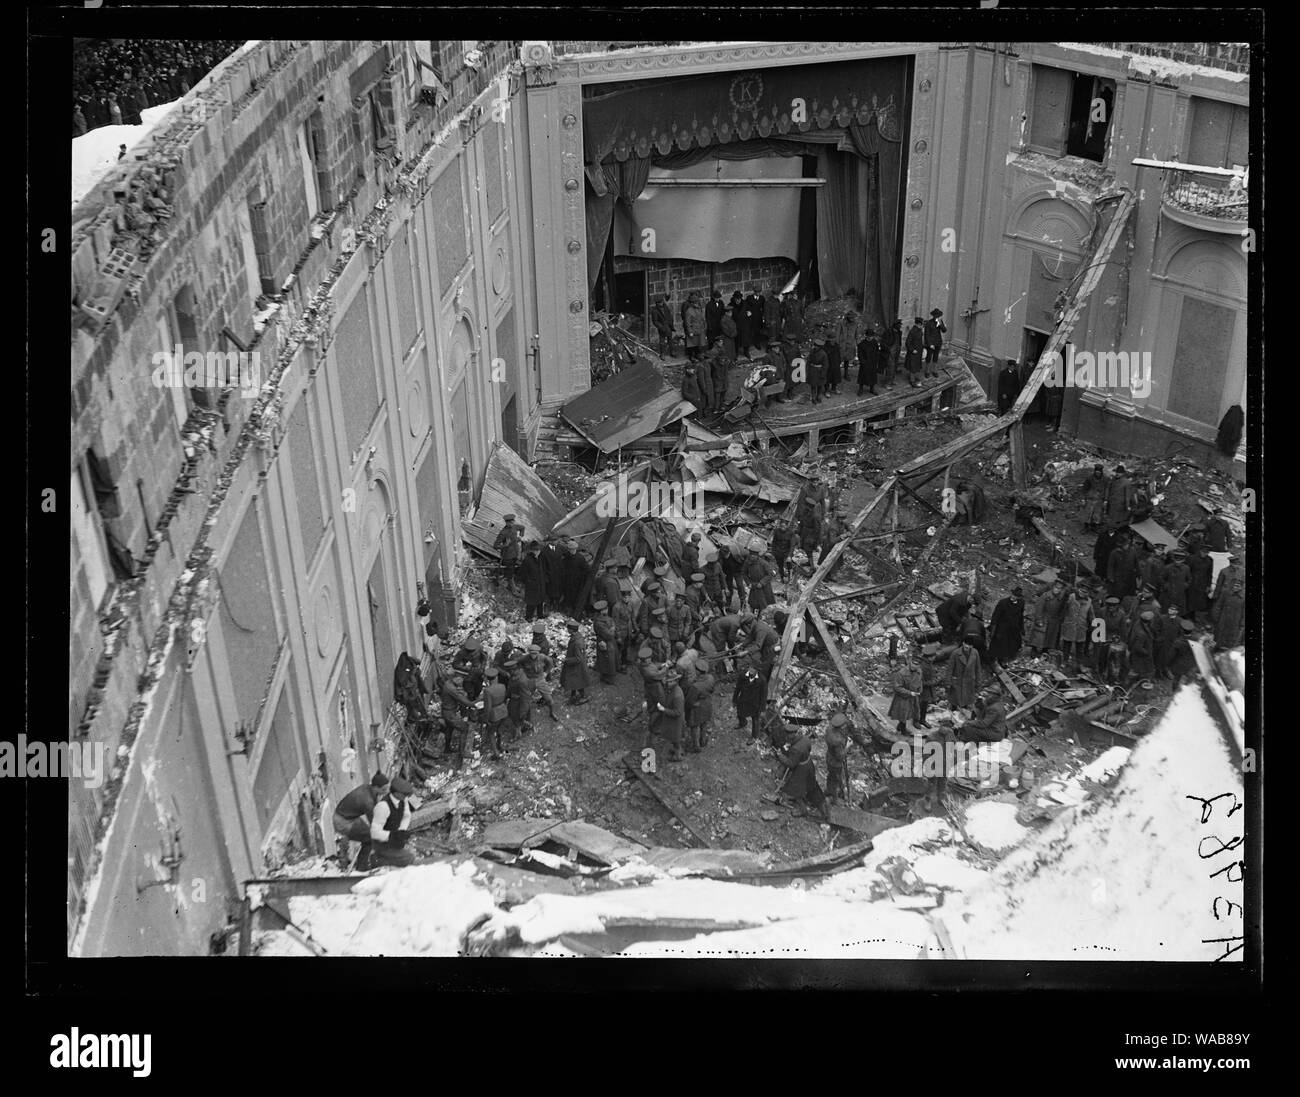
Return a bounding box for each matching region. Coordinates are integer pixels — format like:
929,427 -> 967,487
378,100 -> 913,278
806,604 -> 889,743
623,754 -> 710,847
994,666 -> 1027,705
1005,687 -> 1053,724
769,477 -> 896,699
813,579 -> 905,606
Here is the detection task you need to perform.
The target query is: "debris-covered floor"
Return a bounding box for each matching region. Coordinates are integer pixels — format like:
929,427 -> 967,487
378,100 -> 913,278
249,356 -> 1245,957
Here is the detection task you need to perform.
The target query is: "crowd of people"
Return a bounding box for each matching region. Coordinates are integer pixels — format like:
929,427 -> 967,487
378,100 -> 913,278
330,429 -> 1243,870
655,285 -> 950,421
73,40 -> 243,135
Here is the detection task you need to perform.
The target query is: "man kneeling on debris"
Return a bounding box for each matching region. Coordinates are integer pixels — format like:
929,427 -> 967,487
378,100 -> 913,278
778,728 -> 830,821
334,771 -> 389,868
368,776 -> 416,868
955,686 -> 1009,743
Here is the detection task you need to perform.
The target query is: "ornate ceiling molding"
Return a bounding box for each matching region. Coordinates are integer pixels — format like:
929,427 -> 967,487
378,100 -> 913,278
555,42 -> 936,85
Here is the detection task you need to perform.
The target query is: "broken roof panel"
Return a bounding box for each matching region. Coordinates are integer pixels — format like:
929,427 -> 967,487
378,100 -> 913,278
562,358 -> 696,452
462,441 -> 567,558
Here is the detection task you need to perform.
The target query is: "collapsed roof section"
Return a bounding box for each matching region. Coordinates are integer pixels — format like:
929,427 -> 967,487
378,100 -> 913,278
562,357 -> 696,452
461,440 -> 568,558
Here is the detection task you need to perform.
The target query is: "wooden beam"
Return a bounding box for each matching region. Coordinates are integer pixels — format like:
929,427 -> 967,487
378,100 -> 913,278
623,754 -> 710,847
994,665 -> 1027,706
812,579 -> 905,606
806,604 -> 884,741
897,476 -> 946,519
768,476 -> 896,700
1005,687 -> 1053,725
1009,420 -> 1028,489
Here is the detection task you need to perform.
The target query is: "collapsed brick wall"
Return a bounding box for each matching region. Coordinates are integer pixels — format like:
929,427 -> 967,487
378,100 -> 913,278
1096,42 -> 1250,74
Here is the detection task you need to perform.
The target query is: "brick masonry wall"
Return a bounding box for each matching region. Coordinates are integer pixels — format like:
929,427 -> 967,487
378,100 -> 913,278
1097,42 -> 1251,74
615,255 -> 798,327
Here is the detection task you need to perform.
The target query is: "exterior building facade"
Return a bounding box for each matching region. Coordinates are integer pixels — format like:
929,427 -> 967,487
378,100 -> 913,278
68,38 -> 1250,955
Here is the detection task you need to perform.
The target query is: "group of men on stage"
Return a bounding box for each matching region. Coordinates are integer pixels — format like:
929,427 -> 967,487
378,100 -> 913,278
667,285 -> 951,417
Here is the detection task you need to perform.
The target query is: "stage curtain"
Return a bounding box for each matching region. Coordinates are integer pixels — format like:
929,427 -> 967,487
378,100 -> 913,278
585,158 -> 653,295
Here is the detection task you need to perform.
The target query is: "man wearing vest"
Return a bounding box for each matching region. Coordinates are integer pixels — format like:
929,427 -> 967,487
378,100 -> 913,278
368,776 -> 416,868
333,771 -> 389,870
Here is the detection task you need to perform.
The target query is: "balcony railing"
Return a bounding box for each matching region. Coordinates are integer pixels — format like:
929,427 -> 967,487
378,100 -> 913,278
1163,168 -> 1248,224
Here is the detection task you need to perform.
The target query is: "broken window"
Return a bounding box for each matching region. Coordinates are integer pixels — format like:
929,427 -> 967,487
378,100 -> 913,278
1029,65 -> 1114,162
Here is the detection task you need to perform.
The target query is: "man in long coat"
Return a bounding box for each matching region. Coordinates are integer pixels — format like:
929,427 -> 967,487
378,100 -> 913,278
988,587 -> 1026,665
658,669 -> 686,761
733,658 -> 766,739
1186,543 -> 1213,622
763,286 -> 783,343
1059,584 -> 1094,665
560,620 -> 590,705
947,639 -> 982,711
1212,579 -> 1244,648
997,359 -> 1022,413
1027,580 -> 1066,653
592,600 -> 620,683
685,659 -> 716,751
778,731 -> 830,820
705,289 -> 726,346
744,551 -> 775,611
1107,534 -> 1139,599
889,653 -> 923,735
856,329 -> 880,396
904,317 -> 924,385
683,293 -> 706,360
1159,552 -> 1192,614
923,308 -> 947,376
517,542 -> 548,622
650,294 -> 674,358
736,289 -> 760,355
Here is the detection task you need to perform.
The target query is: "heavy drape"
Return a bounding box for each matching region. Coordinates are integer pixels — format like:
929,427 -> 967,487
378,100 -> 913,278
581,57 -> 908,298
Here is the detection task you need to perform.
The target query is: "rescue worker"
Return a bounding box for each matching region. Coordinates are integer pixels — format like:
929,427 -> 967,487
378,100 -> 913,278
771,519 -> 794,581
612,594 -> 635,666
523,642 -> 557,719
824,713 -> 851,803
702,556 -> 727,614
506,654 -> 534,740
451,635 -> 486,700
733,656 -> 766,739
640,649 -> 667,749
681,531 -> 703,577
777,730 -> 830,820
560,619 -> 591,705
333,771 -> 388,870
480,666 -> 509,759
658,668 -> 686,762
592,599 -> 620,683
666,595 -> 695,648
889,652 -> 923,735
368,776 -> 415,867
719,545 -> 746,607
439,669 -> 473,759
494,514 -> 522,592
955,688 -> 1009,743
685,657 -> 716,751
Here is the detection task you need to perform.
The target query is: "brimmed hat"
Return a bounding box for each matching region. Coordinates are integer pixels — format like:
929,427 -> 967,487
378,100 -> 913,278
1140,610 -> 1155,621
484,666 -> 500,679
690,532 -> 702,542
528,643 -> 541,653
930,308 -> 943,318
650,626 -> 665,638
503,513 -> 516,522
690,572 -> 705,583
653,564 -> 669,577
532,621 -> 546,632
638,646 -> 653,659
749,347 -> 766,360
593,599 -> 608,610
812,335 -> 826,346
829,713 -> 848,727
566,619 -> 581,630
652,606 -> 668,618
1106,597 -> 1120,604
461,637 -> 482,651
503,654 -> 522,667
1180,619 -> 1195,632
390,777 -> 413,796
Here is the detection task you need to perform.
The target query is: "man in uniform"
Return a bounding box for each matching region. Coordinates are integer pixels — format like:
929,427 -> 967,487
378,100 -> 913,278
523,642 -> 557,719
451,635 -> 486,700
506,654 -> 534,741
439,669 -> 474,760
592,599 -> 621,683
824,713 -> 851,804
480,666 -> 509,759
719,545 -> 746,609
639,649 -> 667,749
517,541 -> 549,621
493,514 -> 522,593
681,531 -> 703,577
685,658 -> 716,752
666,595 -> 695,648
658,668 -> 686,762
